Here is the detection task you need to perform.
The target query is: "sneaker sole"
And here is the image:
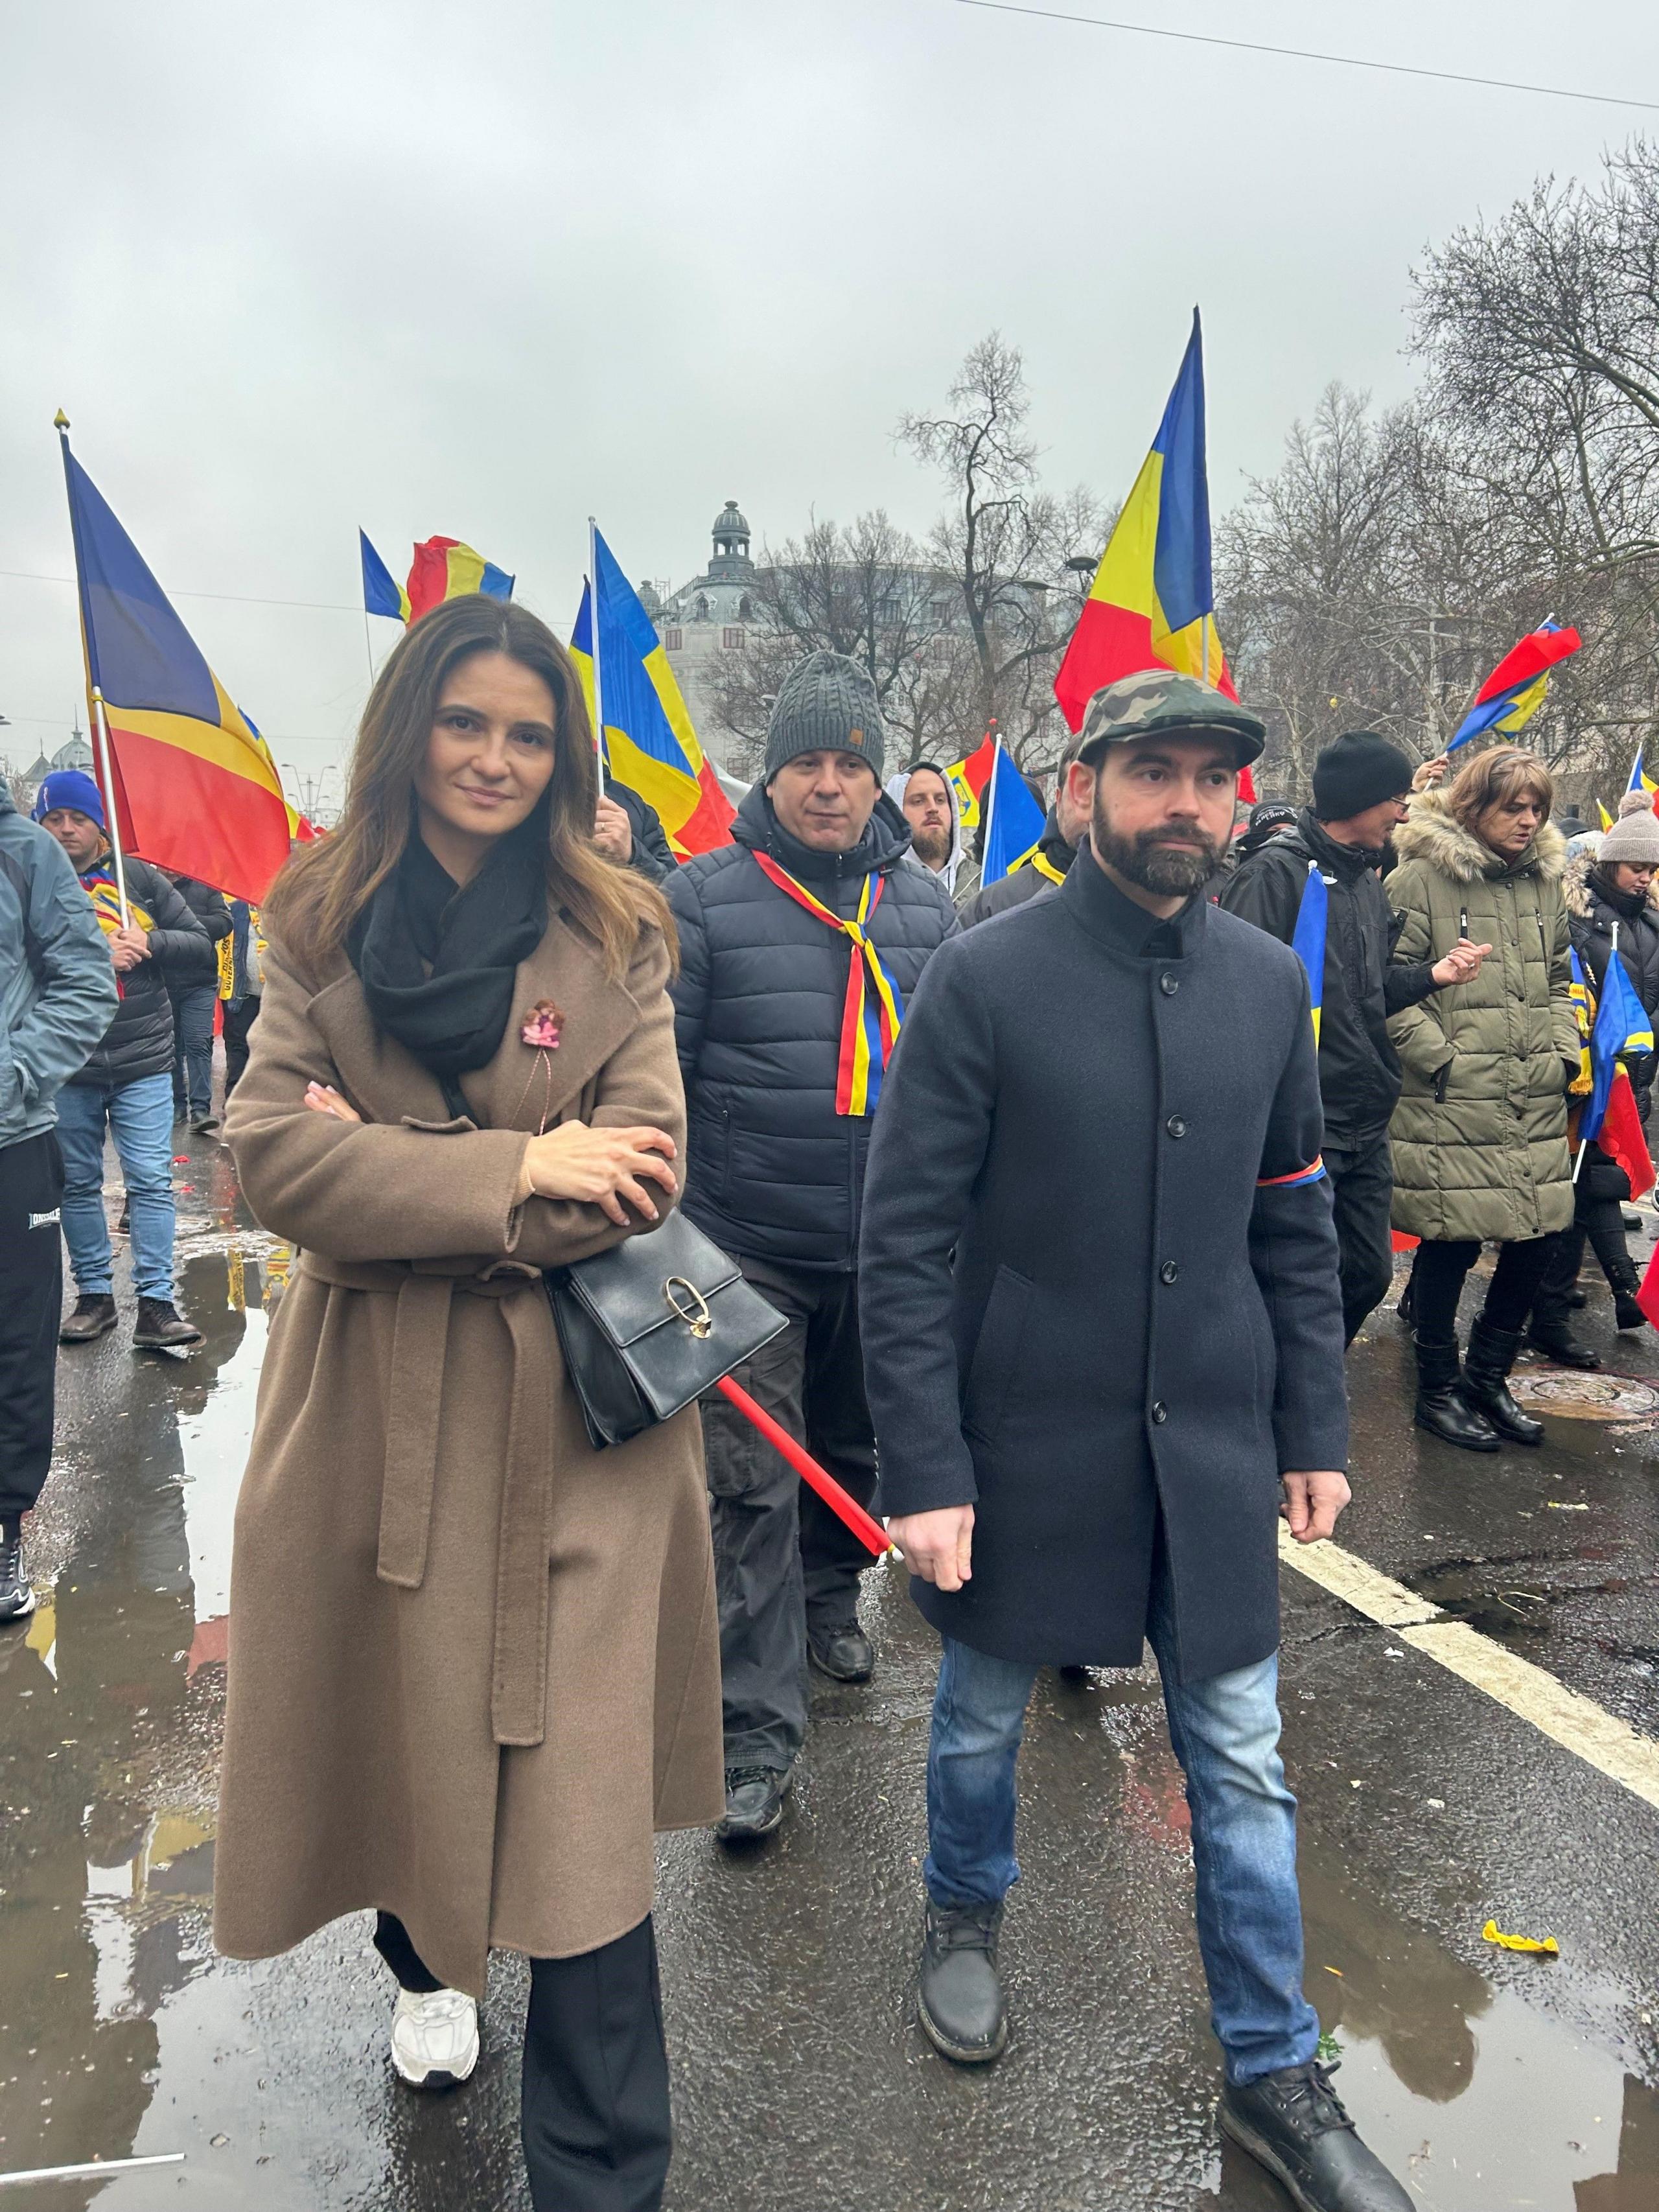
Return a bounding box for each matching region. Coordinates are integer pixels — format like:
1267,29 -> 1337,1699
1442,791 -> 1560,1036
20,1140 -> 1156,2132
391,2049 -> 478,2091
0,1589 -> 38,1624
1214,2101 -> 1321,2212
133,1332 -> 205,1351
917,1991 -> 1008,2067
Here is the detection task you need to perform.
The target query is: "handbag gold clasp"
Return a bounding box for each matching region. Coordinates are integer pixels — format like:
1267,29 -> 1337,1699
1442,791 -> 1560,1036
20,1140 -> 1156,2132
663,1275 -> 713,1340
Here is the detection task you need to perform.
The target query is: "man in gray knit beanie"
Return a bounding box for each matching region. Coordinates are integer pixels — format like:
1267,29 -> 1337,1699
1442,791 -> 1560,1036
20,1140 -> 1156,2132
763,649 -> 888,791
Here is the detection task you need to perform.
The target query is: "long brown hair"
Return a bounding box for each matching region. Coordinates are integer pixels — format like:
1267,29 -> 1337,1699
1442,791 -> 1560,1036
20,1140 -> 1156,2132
1444,743 -> 1555,835
264,595 -> 674,979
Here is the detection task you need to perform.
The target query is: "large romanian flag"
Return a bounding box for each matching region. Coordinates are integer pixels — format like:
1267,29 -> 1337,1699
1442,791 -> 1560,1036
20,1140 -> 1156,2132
59,431 -> 291,902
1054,310 -> 1250,796
570,528 -> 734,859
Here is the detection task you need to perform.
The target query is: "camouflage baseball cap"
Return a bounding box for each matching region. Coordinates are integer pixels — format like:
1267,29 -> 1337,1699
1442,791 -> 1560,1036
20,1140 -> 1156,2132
1076,669 -> 1266,768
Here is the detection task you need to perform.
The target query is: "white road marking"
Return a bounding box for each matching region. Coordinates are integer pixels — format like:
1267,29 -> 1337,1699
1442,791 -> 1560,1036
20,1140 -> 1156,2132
1279,1525 -> 1659,1813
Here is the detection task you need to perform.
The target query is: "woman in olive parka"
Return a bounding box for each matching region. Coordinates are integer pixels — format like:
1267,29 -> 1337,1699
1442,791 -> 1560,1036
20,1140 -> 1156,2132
1387,746 -> 1577,1452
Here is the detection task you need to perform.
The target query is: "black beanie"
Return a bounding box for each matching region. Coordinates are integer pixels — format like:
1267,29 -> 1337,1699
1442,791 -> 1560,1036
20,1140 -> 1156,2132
1312,731 -> 1415,822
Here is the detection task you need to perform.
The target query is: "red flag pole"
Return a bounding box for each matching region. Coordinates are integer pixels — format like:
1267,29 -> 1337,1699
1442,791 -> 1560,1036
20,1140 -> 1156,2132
713,1375 -> 897,1560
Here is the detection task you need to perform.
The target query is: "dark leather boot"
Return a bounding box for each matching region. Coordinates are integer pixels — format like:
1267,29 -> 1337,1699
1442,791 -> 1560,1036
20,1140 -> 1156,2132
1605,1254 -> 1650,1331
1219,2060 -> 1412,2209
715,1765 -> 790,1844
918,1898 -> 1006,2064
1462,1315 -> 1544,1445
1525,1312 -> 1601,1369
133,1298 -> 204,1350
59,1292 -> 117,1344
807,1617 -> 874,1682
1412,1334 -> 1498,1451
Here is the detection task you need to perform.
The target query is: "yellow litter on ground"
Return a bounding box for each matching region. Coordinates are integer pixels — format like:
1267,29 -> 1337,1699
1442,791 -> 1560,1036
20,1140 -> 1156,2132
1482,1918 -> 1559,1955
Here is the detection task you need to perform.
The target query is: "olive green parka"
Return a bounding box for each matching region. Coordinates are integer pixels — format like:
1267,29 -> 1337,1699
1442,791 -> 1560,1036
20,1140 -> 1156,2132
1386,790 -> 1576,1244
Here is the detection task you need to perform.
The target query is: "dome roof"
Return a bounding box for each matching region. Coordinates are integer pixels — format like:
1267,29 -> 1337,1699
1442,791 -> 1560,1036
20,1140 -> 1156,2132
712,500 -> 750,542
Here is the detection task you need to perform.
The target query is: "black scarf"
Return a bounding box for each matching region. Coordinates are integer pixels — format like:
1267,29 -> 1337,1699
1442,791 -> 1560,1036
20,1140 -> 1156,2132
349,811 -> 549,1113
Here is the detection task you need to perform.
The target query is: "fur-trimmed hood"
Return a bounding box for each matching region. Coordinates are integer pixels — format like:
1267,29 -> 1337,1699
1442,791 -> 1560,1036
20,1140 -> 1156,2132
1391,787 -> 1566,885
1564,847 -> 1659,925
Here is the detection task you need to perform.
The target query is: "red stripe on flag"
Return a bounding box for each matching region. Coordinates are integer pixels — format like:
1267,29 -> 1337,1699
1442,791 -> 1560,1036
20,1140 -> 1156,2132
106,723 -> 293,902
671,761 -> 736,858
1597,1070 -> 1656,1200
1054,602 -> 1159,732
406,537 -> 459,622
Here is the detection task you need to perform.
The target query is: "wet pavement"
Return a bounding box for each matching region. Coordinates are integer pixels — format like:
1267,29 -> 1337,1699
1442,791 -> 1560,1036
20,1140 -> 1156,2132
4,1131 -> 1659,2208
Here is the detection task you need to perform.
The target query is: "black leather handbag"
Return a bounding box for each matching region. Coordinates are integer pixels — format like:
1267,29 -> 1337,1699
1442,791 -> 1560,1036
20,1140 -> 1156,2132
546,1211 -> 788,1449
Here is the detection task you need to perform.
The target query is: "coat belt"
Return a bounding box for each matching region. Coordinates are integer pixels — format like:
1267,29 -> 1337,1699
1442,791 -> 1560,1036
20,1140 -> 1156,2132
299,1252 -> 555,1749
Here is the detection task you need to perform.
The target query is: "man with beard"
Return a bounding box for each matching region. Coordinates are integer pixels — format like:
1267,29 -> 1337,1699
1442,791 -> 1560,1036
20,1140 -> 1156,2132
859,671 -> 1410,2210
887,763 -> 969,900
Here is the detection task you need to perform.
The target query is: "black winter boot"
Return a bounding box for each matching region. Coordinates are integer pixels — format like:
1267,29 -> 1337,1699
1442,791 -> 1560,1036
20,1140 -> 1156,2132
1219,2060 -> 1412,2210
1412,1335 -> 1498,1451
918,1898 -> 1007,2064
1605,1254 -> 1650,1331
1462,1316 -> 1544,1445
1526,1312 -> 1601,1369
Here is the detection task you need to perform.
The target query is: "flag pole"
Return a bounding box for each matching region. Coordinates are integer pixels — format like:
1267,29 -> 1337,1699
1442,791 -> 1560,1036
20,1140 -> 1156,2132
54,412 -> 130,927
980,727 -> 1002,878
586,515 -> 607,767
361,608 -> 377,693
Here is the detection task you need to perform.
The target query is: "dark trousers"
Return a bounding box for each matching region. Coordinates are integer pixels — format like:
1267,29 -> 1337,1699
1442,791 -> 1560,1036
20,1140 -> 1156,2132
375,1912 -> 671,2212
1413,1235 -> 1553,1341
0,1132 -> 65,1528
698,1255 -> 879,1772
1322,1133 -> 1395,1345
1535,1148 -> 1638,1321
222,995 -> 260,1094
168,983 -> 218,1119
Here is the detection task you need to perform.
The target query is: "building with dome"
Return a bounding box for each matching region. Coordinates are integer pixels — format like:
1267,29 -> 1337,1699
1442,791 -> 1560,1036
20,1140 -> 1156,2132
17,721 -> 96,804
655,502 -> 761,752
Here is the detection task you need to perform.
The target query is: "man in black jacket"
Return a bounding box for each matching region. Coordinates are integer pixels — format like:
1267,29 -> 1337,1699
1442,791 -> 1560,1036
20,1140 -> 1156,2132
859,671 -> 1408,2212
666,650 -> 956,1841
33,774 -> 209,1349
162,873 -> 232,1132
956,726 -> 1091,928
1221,732 -> 1487,1343
596,777 -> 677,884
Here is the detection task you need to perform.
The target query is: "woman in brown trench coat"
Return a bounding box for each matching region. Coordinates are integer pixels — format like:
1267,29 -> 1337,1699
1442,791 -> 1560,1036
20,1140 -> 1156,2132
216,596 -> 723,2211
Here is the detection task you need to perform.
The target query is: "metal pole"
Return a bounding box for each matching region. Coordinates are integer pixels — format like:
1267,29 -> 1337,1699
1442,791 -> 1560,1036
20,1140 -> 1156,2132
89,687 -> 130,927
362,607 -> 377,692
587,515 -> 606,766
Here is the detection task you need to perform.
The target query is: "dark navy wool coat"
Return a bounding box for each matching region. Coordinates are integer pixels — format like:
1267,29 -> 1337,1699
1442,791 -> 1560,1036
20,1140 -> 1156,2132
859,844 -> 1348,1682
667,785 -> 957,1272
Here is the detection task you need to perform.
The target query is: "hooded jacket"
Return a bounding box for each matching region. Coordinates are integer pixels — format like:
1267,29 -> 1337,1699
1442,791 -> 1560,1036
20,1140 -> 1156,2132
0,782 -> 119,1147
666,781 -> 957,1270
885,767 -> 969,899
957,809 -> 1076,928
1564,850 -> 1659,1120
1220,808 -> 1440,1144
66,850 -> 213,1089
1385,791 -> 1575,1244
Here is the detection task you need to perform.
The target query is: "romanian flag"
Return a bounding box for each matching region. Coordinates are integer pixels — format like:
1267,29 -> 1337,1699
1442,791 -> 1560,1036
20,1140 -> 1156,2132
1054,310 -> 1251,800
979,739 -> 1047,887
1448,621 -> 1581,751
1627,737 -> 1658,803
405,536 -> 515,623
1583,940 -> 1655,1147
944,727 -> 996,833
1290,862 -> 1330,1043
361,530 -> 410,622
1599,799 -> 1616,832
570,527 -> 734,859
58,431 -> 291,903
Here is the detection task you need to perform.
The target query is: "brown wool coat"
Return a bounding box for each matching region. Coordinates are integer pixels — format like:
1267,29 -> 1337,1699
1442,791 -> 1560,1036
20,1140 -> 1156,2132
213,911 -> 724,1997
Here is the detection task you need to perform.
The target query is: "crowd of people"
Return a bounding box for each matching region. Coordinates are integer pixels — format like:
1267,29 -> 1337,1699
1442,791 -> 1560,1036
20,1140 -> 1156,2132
3,587 -> 1654,2211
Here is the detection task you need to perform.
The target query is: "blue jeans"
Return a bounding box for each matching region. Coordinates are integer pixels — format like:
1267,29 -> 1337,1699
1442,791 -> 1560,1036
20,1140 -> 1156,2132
55,1075 -> 177,1301
170,983 -> 218,1120
924,1566 -> 1319,2086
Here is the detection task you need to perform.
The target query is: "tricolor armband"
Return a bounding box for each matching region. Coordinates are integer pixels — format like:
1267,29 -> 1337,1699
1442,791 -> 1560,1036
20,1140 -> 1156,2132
1257,1157 -> 1326,1189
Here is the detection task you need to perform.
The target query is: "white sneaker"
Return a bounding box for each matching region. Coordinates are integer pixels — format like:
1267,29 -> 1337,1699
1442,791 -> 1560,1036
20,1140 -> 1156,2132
389,1986 -> 479,2088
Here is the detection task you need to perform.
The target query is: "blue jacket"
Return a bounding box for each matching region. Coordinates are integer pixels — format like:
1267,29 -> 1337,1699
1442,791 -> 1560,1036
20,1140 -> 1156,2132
666,784 -> 957,1271
0,782 -> 119,1148
859,844 -> 1347,1681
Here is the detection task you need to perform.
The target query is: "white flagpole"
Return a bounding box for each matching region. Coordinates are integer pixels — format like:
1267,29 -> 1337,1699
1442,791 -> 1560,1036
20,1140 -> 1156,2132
55,412 -> 130,926
587,515 -> 606,769
980,730 -> 1003,881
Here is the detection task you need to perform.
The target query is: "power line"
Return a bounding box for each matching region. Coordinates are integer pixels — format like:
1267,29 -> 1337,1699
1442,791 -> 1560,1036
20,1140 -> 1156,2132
947,0 -> 1659,113
0,567 -> 362,615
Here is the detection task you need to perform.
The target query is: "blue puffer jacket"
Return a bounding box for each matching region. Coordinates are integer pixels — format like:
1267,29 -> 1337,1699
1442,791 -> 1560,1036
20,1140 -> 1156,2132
666,784 -> 957,1270
0,783 -> 119,1147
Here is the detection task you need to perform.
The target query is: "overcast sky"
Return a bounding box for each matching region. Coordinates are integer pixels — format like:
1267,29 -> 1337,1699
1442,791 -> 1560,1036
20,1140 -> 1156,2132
4,0 -> 1655,791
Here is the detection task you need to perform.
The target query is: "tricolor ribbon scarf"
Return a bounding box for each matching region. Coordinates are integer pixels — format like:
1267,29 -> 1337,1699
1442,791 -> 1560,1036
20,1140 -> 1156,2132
751,852 -> 906,1115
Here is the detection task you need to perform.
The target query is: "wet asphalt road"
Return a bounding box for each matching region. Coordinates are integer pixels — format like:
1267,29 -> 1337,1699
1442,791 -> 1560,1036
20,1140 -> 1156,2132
4,1129 -> 1659,2209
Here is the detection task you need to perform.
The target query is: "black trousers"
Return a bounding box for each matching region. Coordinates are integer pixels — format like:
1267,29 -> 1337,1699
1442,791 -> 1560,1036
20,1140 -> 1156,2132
698,1255 -> 879,1772
222,995 -> 260,1095
375,1912 -> 671,2212
1322,1133 -> 1395,1345
0,1132 -> 65,1528
1534,1147 -> 1638,1321
1413,1235 -> 1553,1342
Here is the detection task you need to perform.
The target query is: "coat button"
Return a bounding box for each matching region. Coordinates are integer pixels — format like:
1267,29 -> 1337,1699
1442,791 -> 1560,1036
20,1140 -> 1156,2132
1150,1401 -> 1168,1425
1160,1261 -> 1179,1285
1166,1115 -> 1187,1138
1160,973 -> 1180,995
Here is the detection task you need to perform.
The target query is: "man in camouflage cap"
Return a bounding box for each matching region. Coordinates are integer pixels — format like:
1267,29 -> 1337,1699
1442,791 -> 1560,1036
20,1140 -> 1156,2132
859,670 -> 1410,2208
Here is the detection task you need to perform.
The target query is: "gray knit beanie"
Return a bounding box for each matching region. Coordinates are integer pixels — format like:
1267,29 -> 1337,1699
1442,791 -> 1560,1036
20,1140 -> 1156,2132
1597,808 -> 1659,866
763,651 -> 886,785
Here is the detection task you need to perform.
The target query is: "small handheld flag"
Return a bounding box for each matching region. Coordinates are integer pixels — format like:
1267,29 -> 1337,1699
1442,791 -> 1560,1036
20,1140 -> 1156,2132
405,537 -> 514,623
1290,862 -> 1329,1042
979,739 -> 1047,887
1448,621 -> 1581,751
944,727 -> 996,833
1583,928 -> 1655,1143
1627,736 -> 1658,802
